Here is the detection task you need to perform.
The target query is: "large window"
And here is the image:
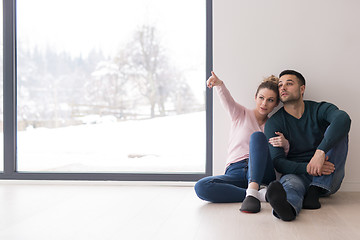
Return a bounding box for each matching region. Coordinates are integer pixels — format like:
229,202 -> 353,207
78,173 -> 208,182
0,1 -> 3,172
1,0 -> 212,180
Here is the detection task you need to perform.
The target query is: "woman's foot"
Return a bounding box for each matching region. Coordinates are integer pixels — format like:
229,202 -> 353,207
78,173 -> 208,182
240,186 -> 261,213
240,195 -> 261,213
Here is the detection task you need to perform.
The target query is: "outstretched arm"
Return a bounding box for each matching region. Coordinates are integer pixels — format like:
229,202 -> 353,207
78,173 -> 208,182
209,71 -> 245,121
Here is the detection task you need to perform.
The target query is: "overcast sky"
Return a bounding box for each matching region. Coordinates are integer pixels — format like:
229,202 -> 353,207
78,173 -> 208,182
17,0 -> 205,63
16,0 -> 206,97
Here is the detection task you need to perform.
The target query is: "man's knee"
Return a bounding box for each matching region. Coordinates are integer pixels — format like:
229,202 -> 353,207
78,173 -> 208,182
280,174 -> 308,193
326,135 -> 349,165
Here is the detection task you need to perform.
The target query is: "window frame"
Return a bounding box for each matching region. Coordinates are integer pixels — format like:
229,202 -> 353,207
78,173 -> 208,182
1,0 -> 213,181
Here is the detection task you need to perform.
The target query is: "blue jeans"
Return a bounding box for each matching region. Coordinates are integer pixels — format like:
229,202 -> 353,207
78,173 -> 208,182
194,132 -> 276,203
280,135 -> 349,215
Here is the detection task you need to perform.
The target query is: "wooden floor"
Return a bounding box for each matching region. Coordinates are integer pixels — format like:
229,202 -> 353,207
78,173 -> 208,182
0,181 -> 359,240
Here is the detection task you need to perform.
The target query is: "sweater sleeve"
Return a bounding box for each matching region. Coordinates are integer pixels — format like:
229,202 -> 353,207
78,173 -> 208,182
265,116 -> 308,175
215,83 -> 246,121
317,102 -> 351,153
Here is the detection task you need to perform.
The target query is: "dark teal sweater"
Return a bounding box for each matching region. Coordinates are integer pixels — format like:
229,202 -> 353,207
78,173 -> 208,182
264,100 -> 351,175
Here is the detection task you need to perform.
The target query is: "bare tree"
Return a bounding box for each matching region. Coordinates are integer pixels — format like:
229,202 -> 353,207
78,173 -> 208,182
87,24 -> 198,119
125,25 -> 173,117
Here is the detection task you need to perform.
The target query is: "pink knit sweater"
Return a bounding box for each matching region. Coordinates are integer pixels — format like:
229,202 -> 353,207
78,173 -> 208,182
216,83 -> 265,169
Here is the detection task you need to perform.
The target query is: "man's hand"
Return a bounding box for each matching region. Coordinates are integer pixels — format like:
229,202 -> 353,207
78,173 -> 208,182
307,149 -> 326,176
321,159 -> 335,175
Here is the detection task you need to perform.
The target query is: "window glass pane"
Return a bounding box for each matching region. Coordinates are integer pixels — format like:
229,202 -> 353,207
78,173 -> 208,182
17,0 -> 206,173
0,1 -> 3,172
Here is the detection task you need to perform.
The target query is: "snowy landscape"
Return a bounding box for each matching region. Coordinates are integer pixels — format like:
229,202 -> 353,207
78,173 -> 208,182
17,112 -> 206,173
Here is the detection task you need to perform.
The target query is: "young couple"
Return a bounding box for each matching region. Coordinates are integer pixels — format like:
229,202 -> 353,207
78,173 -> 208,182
195,70 -> 351,221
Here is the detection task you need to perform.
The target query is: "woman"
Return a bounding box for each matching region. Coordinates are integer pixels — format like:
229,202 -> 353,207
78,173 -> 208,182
194,71 -> 289,213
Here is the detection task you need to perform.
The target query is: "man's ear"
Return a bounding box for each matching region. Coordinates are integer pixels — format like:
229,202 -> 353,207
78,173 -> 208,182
300,85 -> 305,96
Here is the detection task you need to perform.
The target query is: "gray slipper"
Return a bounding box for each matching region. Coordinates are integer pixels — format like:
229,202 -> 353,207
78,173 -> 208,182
240,196 -> 260,213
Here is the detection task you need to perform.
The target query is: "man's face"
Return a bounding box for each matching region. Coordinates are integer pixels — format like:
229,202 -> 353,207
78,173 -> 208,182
278,74 -> 305,103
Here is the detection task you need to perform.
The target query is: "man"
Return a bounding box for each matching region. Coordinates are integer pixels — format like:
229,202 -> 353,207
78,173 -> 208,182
264,70 -> 351,221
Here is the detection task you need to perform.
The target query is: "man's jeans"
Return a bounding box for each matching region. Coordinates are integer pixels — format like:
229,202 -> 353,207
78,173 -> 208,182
280,135 -> 349,215
194,132 -> 276,203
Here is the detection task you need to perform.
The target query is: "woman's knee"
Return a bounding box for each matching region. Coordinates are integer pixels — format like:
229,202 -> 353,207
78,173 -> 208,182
250,132 -> 268,150
250,131 -> 267,143
194,177 -> 212,200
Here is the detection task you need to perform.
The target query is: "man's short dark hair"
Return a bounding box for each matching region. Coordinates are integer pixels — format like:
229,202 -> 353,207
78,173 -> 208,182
279,70 -> 306,86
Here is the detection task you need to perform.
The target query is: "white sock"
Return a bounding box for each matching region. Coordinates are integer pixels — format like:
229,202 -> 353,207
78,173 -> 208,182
246,188 -> 259,200
258,187 -> 267,202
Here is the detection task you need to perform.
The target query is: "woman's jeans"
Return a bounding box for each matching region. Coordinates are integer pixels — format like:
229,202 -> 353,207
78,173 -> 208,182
280,135 -> 349,215
194,132 -> 276,203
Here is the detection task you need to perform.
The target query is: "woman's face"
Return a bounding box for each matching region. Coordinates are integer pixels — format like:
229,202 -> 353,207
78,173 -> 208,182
255,88 -> 278,116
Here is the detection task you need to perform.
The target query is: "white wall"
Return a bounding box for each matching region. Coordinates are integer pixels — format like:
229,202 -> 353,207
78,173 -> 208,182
212,0 -> 360,191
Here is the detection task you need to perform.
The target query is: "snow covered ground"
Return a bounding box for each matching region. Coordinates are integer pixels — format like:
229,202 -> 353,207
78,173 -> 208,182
16,112 -> 206,173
